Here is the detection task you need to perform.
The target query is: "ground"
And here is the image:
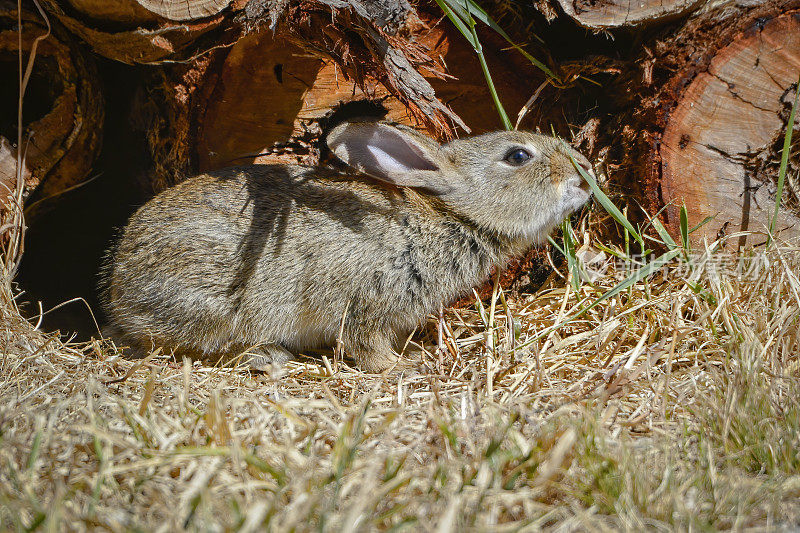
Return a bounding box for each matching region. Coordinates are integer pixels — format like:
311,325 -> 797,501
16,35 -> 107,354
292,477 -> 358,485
2,227 -> 800,531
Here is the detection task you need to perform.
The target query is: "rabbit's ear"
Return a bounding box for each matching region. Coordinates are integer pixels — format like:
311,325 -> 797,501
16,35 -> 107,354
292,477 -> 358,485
327,121 -> 453,194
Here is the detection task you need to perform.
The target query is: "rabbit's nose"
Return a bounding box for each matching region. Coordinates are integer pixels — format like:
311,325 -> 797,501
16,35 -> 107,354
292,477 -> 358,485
569,156 -> 595,193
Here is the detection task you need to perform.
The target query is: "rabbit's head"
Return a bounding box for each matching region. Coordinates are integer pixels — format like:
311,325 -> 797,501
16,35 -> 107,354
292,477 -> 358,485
327,120 -> 593,243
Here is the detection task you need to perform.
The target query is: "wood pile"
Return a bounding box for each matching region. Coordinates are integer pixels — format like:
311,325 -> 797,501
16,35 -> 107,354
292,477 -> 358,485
2,0 -> 798,255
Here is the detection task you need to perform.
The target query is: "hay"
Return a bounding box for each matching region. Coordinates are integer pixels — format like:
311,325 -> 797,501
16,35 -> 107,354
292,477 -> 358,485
2,232 -> 800,530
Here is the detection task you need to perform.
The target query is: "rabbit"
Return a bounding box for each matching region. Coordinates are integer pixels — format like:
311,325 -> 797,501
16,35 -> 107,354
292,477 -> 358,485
100,120 -> 593,372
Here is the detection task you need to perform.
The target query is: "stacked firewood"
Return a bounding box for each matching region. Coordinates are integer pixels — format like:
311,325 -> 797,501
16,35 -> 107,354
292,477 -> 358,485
2,0 -> 798,249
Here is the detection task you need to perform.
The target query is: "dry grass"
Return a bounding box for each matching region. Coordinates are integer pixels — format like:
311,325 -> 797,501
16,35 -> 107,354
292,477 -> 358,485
2,230 -> 800,531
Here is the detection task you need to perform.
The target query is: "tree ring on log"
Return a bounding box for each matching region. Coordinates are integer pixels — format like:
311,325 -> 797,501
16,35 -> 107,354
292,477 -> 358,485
137,0 -> 231,22
0,2 -> 103,218
657,10 -> 800,245
557,0 -> 704,30
744,86 -> 800,218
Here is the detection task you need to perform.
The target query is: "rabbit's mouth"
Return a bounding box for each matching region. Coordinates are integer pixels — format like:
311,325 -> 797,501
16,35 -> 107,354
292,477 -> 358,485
565,176 -> 593,198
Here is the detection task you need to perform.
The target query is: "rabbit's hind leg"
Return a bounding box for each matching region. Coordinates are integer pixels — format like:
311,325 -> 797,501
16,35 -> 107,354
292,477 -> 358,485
101,324 -> 159,359
345,330 -> 407,373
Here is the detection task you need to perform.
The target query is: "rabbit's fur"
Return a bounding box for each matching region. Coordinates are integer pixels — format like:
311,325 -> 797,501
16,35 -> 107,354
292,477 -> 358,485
101,121 -> 593,371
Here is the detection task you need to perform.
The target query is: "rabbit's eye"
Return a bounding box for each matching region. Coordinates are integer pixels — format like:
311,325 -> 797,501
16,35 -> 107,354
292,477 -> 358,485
504,148 -> 532,165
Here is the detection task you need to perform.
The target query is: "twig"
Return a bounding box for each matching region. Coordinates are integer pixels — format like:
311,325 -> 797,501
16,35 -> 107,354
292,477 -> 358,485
515,80 -> 550,130
7,0 -> 50,277
334,299 -> 351,373
437,304 -> 445,374
486,268 -> 501,397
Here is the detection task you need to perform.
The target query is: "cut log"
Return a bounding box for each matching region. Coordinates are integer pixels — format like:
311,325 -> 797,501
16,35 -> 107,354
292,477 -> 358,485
0,1 -> 103,218
135,0 -> 231,21
659,11 -> 800,245
611,1 -> 800,246
198,17 -> 550,168
39,0 -> 412,66
63,0 -> 234,23
39,0 -> 229,64
556,0 -> 705,29
136,14 -> 555,192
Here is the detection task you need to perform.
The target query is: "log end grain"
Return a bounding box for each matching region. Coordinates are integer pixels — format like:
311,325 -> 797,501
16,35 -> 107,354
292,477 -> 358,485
557,0 -> 703,29
659,11 -> 800,245
137,0 -> 231,21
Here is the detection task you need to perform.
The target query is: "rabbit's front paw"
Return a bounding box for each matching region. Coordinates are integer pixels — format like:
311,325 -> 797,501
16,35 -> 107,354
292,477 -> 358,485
241,344 -> 294,373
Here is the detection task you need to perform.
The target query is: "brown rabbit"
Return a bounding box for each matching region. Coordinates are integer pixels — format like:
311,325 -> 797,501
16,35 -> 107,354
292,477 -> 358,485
100,120 -> 593,371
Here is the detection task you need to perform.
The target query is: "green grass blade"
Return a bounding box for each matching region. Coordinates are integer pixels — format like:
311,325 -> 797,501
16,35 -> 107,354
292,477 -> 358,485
438,0 -> 558,81
470,33 -> 513,130
689,215 -> 715,234
438,0 -> 512,129
650,215 -> 678,251
548,235 -> 566,256
463,1 -> 512,129
679,203 -> 690,254
434,0 -> 478,48
562,219 -> 581,293
595,241 -> 629,260
768,75 -> 800,243
25,430 -> 43,472
580,248 -> 683,315
560,141 -> 645,248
